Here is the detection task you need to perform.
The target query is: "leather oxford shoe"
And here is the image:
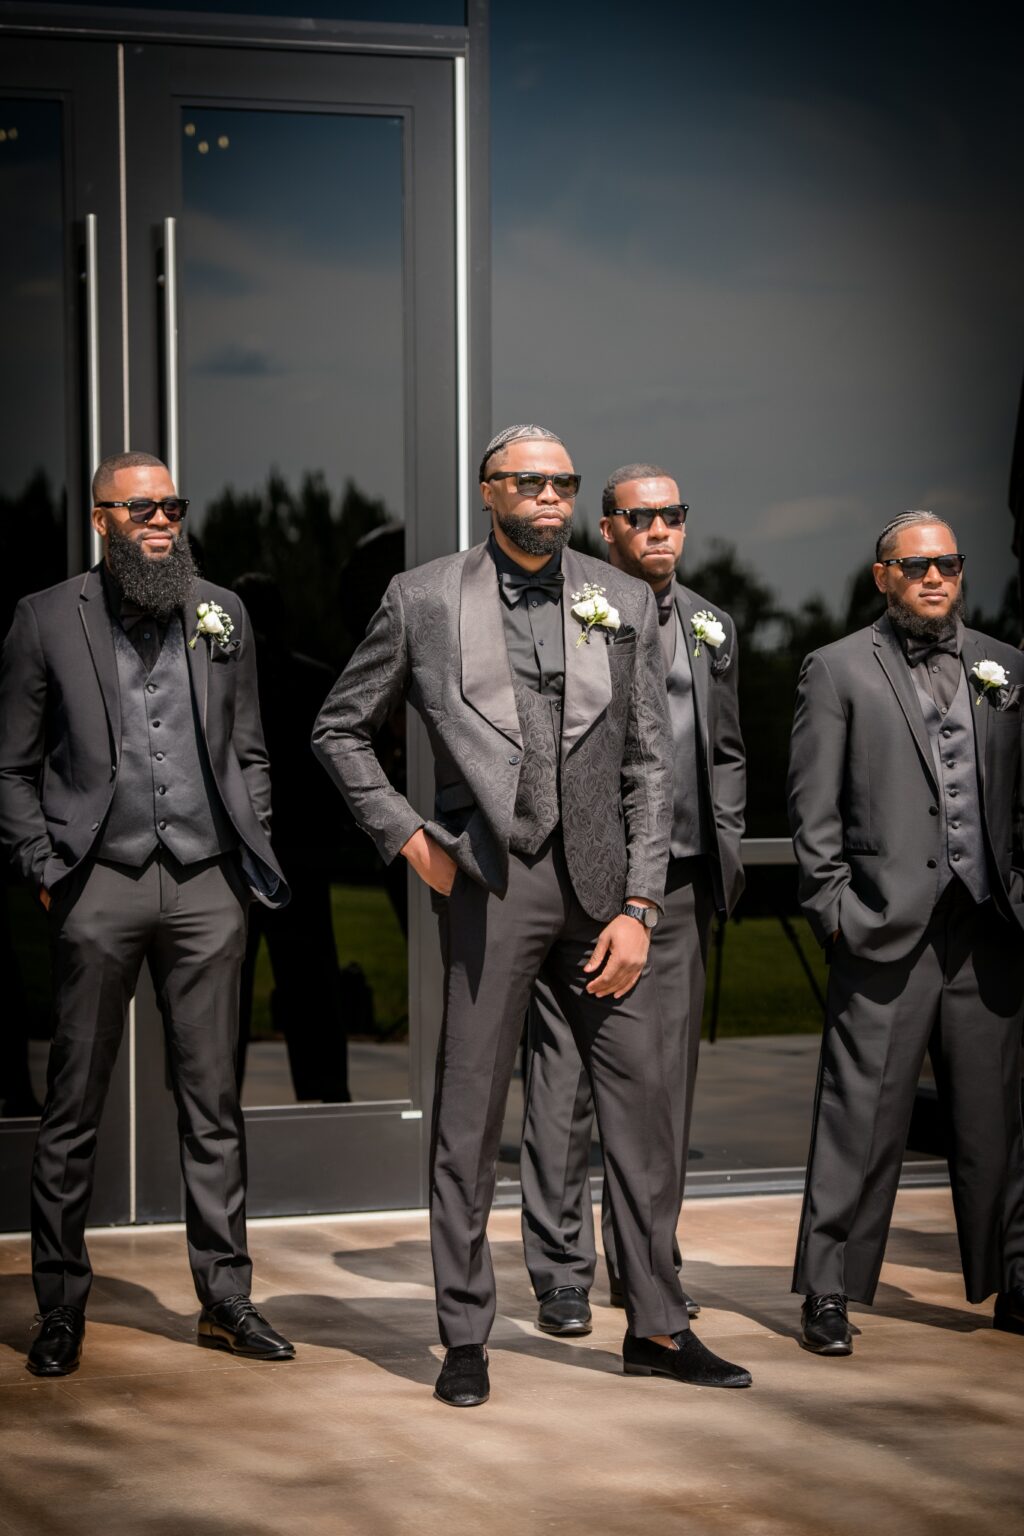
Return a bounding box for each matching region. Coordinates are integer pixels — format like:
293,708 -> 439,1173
27,1306 -> 85,1377
622,1330 -> 751,1388
800,1293 -> 853,1355
197,1295 -> 295,1360
434,1344 -> 489,1406
537,1286 -> 592,1336
993,1286 -> 1024,1336
607,1264 -> 700,1319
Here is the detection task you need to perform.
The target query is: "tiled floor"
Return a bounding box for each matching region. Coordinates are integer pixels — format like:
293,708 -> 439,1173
0,1189 -> 1021,1536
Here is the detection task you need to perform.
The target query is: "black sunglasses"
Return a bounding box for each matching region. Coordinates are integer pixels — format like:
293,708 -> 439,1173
95,497 -> 190,524
486,472 -> 581,498
879,553 -> 964,580
612,504 -> 688,532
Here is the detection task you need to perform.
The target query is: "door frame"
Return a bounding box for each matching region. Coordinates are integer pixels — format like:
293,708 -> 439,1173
0,3 -> 491,1226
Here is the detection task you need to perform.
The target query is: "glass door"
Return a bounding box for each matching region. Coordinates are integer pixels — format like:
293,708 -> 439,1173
0,37 -> 127,1230
122,43 -> 457,1217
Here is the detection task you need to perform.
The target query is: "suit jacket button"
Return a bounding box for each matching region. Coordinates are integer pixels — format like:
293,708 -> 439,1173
927,858 -> 937,868
509,755 -> 521,765
91,822 -> 100,831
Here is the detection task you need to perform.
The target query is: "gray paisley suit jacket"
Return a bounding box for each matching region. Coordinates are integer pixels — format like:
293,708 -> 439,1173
312,542 -> 672,922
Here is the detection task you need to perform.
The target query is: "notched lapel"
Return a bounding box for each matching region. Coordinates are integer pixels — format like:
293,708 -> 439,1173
78,567 -> 121,744
561,549 -> 612,757
675,586 -> 709,752
960,632 -> 990,786
872,618 -> 937,792
184,603 -> 211,737
459,543 -> 522,750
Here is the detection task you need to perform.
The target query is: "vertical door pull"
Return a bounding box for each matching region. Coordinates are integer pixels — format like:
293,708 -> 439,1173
83,213 -> 102,562
158,216 -> 180,487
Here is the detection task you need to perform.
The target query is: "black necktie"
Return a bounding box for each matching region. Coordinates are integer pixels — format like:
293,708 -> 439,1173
904,632 -> 959,667
499,569 -> 564,606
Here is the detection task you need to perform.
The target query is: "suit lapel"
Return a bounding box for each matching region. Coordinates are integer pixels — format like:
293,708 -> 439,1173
960,630 -> 989,787
183,596 -> 210,737
560,547 -> 612,758
459,543 -> 522,750
872,616 -> 938,792
77,566 -> 121,744
674,584 -> 709,754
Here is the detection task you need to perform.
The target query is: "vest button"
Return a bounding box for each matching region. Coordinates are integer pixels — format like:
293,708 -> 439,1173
157,786 -> 166,795
155,752 -> 164,761
951,820 -> 959,830
952,852 -> 961,861
152,721 -> 161,728
942,728 -> 951,738
146,684 -> 157,694
91,822 -> 100,831
929,806 -> 938,816
949,788 -> 958,798
158,820 -> 167,830
927,859 -> 937,868
508,755 -> 521,765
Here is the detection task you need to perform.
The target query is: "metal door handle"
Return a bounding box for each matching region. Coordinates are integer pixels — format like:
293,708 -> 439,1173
158,216 -> 180,487
82,213 -> 102,563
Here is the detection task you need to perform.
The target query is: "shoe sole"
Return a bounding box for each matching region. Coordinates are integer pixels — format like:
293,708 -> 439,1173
432,1389 -> 490,1406
623,1362 -> 752,1388
26,1358 -> 80,1377
799,1337 -> 853,1356
197,1332 -> 295,1361
536,1320 -> 592,1336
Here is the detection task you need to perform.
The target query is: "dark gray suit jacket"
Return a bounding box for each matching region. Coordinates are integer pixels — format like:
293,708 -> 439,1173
312,542 -> 672,922
674,582 -> 746,915
787,614 -> 1024,962
0,566 -> 287,907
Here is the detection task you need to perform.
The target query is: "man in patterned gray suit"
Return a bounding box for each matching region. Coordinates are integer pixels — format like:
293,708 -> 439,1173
313,424 -> 751,1405
789,511 -> 1024,1355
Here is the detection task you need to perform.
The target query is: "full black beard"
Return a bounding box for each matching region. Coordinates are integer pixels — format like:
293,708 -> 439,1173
494,506 -> 573,559
106,522 -> 198,620
887,588 -> 964,641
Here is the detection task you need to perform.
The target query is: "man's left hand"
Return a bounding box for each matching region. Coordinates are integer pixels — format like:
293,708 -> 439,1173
583,914 -> 651,999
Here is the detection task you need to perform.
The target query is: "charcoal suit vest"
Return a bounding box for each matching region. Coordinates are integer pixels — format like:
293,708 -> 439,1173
98,616 -> 237,867
665,612 -> 707,861
509,676 -> 562,856
918,670 -> 989,904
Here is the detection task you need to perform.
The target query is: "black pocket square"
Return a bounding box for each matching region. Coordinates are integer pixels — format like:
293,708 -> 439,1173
612,624 -> 637,643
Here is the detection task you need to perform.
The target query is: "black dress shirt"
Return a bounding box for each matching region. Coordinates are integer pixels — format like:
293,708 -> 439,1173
101,565 -> 169,674
895,617 -> 964,716
488,533 -> 565,697
654,580 -> 677,668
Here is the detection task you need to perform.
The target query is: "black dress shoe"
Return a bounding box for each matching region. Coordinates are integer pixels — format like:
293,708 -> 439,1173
434,1344 -> 489,1406
680,1288 -> 701,1320
622,1330 -> 751,1388
197,1296 -> 295,1360
993,1286 -> 1024,1336
27,1306 -> 85,1377
537,1286 -> 592,1336
800,1293 -> 853,1355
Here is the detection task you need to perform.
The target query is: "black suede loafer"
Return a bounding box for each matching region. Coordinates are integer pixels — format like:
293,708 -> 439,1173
27,1306 -> 85,1377
197,1296 -> 295,1360
434,1344 -> 489,1406
993,1286 -> 1024,1336
800,1293 -> 853,1356
537,1286 -> 592,1336
622,1330 -> 751,1388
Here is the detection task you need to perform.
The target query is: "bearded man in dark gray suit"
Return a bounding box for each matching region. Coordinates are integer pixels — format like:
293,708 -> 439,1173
789,511 -> 1024,1355
520,464 -> 745,1336
313,424 -> 751,1404
0,452 -> 294,1376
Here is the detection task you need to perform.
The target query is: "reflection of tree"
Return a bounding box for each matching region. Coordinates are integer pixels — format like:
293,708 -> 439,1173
199,470 -> 395,667
0,471 -> 66,641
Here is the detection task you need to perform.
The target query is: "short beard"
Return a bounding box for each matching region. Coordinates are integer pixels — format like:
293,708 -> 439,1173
887,588 -> 964,641
494,506 -> 573,559
106,522 -> 198,620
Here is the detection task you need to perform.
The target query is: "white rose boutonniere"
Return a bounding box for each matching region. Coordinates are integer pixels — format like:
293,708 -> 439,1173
970,659 -> 1009,707
691,609 -> 726,658
189,600 -> 235,652
571,582 -> 621,647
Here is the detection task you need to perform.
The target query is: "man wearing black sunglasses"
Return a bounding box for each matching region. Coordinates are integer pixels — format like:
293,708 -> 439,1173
314,425 -> 752,1405
520,463 -> 745,1333
789,510 -> 1024,1356
0,450 -> 293,1376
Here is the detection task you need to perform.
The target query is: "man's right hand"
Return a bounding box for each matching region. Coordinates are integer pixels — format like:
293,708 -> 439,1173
400,827 -> 458,896
39,886 -> 51,912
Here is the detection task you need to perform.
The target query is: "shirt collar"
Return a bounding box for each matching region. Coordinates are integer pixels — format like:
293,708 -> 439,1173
654,578 -> 676,626
486,531 -> 563,584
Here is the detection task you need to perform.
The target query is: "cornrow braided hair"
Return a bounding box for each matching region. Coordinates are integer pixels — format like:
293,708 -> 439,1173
875,510 -> 954,562
478,423 -> 565,484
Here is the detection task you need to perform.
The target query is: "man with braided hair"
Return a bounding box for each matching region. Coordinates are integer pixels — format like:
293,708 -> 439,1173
788,510 -> 1024,1354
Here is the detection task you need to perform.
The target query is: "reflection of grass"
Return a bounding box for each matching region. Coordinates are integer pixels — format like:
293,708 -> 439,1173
251,884 -> 408,1041
251,896 -> 825,1042
703,916 -> 827,1037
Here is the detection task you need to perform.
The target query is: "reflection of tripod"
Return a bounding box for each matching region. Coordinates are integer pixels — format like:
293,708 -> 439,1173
705,858 -> 825,1045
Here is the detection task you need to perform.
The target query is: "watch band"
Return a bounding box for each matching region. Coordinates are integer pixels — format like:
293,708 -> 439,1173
622,901 -> 657,930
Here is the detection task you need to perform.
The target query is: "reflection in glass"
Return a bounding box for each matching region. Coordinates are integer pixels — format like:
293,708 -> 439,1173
179,108 -> 409,1109
0,100 -> 67,1121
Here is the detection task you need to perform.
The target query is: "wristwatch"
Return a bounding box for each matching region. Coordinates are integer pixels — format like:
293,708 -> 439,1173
622,902 -> 658,930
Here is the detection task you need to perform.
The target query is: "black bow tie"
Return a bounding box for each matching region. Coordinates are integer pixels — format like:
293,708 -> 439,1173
904,632 -> 959,667
499,568 -> 564,605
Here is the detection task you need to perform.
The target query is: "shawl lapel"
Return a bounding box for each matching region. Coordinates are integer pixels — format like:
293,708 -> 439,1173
459,542 -> 522,750
560,547 -> 612,758
872,616 -> 938,793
